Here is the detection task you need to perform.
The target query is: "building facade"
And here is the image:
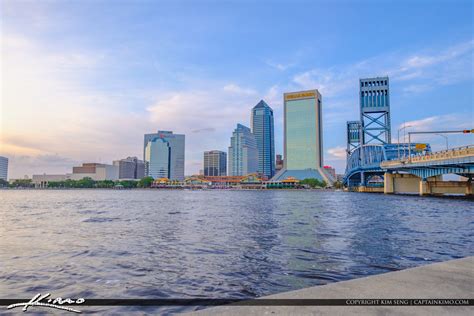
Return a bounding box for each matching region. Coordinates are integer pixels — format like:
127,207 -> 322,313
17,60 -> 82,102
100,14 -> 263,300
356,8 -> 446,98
0,156 -> 8,180
251,100 -> 275,178
144,131 -> 185,180
228,124 -> 258,176
272,90 -> 330,183
113,157 -> 145,179
204,150 -> 227,176
275,154 -> 284,171
71,163 -> 119,181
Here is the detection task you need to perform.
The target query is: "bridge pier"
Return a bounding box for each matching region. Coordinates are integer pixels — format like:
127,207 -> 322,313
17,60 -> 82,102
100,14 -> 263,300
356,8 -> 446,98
384,172 -> 473,196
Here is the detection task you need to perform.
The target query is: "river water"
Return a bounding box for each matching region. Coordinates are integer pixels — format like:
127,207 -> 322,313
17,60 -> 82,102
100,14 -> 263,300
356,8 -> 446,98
1,190 -> 472,314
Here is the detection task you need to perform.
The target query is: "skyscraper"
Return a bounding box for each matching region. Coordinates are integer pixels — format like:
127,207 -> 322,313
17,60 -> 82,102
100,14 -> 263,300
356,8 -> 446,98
144,131 -> 185,180
251,100 -> 275,178
228,124 -> 258,176
113,157 -> 145,179
272,90 -> 330,183
204,150 -> 227,176
0,156 -> 8,181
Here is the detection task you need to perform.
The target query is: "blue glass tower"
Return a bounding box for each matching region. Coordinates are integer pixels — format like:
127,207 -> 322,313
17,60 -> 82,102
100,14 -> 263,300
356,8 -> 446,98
228,124 -> 258,176
251,100 -> 275,178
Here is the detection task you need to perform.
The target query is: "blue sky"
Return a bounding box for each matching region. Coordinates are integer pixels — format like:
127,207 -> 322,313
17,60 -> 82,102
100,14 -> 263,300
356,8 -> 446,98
1,0 -> 473,178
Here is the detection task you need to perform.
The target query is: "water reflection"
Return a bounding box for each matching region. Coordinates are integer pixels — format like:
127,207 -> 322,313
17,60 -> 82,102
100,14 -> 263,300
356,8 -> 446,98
0,190 -> 472,314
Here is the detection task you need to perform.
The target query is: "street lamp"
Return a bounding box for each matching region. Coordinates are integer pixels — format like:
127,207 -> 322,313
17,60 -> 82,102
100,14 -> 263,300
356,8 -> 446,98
435,133 -> 449,150
398,124 -> 412,159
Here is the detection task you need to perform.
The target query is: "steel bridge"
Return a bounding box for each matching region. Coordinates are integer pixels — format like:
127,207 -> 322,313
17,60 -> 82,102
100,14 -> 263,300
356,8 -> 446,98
381,145 -> 474,180
343,143 -> 430,187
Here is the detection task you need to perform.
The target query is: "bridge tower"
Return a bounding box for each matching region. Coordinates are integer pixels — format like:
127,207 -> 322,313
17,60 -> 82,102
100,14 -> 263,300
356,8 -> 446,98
360,77 -> 391,145
346,120 -> 361,156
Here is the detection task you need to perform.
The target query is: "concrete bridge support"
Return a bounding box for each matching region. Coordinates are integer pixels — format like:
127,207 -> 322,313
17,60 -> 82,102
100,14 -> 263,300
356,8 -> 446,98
384,172 -> 473,196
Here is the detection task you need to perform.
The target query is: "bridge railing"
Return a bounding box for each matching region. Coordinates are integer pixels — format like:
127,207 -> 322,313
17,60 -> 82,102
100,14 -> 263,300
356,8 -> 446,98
381,145 -> 474,168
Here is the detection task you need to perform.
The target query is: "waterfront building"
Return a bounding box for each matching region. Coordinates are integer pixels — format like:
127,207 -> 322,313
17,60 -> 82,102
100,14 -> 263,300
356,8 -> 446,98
204,150 -> 227,176
113,157 -> 145,180
144,131 -> 185,180
32,174 -> 71,188
272,90 -> 330,183
323,165 -> 336,182
71,163 -> 119,181
275,154 -> 284,171
0,156 -> 8,180
251,100 -> 275,178
228,124 -> 258,176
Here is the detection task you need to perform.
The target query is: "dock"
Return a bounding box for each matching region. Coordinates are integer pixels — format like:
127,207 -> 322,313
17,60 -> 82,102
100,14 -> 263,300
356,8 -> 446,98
186,256 -> 473,315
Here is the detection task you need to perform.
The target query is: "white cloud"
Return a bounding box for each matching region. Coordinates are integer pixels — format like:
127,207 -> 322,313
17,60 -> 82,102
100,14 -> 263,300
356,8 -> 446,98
223,83 -> 257,95
1,34 -> 153,177
327,146 -> 346,160
265,60 -> 294,71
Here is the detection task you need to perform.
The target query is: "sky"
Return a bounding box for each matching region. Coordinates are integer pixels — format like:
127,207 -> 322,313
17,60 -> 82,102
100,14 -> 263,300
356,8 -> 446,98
1,0 -> 473,178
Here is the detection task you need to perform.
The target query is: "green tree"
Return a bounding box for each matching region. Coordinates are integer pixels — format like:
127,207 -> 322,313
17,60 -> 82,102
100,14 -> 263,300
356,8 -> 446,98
118,180 -> 138,188
300,178 -> 326,188
10,179 -> 33,188
138,176 -> 154,188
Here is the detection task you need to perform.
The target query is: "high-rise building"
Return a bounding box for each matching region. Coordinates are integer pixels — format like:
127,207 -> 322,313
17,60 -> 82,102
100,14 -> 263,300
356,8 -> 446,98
204,150 -> 227,176
0,156 -> 8,180
144,131 -> 185,180
251,100 -> 275,178
113,157 -> 145,179
275,154 -> 284,171
228,124 -> 258,176
272,90 -> 330,183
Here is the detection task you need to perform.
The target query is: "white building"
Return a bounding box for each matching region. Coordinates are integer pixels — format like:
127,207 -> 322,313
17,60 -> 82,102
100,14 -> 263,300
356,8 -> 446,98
0,156 -> 8,180
32,174 -> 71,188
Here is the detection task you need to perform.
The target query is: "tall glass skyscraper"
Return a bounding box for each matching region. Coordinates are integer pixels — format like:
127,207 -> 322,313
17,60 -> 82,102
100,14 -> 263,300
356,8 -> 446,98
144,131 -> 185,180
228,124 -> 258,176
251,100 -> 275,178
204,150 -> 227,176
0,156 -> 8,181
272,90 -> 330,183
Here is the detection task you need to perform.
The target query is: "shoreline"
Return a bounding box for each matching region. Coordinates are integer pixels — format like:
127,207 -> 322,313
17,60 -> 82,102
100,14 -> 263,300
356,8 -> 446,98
185,256 -> 474,315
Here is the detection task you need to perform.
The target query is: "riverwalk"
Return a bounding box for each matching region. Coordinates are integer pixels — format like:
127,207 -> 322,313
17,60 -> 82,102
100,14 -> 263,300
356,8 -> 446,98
187,256 -> 473,315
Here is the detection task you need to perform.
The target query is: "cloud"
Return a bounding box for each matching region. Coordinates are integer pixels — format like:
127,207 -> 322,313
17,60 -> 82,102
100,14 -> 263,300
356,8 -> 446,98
327,146 -> 346,160
292,39 -> 473,100
393,114 -> 474,151
146,86 -> 267,174
265,60 -> 294,71
1,33 -> 154,178
191,127 -> 216,133
223,83 -> 257,95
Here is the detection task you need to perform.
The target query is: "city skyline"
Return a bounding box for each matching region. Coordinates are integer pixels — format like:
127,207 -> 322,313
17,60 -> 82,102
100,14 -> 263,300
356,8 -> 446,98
1,1 -> 473,178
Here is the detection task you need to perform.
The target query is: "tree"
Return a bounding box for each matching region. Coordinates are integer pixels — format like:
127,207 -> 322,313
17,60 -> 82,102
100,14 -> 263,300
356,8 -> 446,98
300,178 -> 326,188
0,179 -> 9,187
138,176 -> 154,188
118,180 -> 138,189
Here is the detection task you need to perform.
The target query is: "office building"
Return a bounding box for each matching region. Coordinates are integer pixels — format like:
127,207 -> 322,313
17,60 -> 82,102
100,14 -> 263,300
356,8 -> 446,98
204,150 -> 227,176
228,124 -> 258,176
272,90 -> 330,183
251,100 -> 275,178
113,157 -> 145,179
71,163 -> 119,181
0,156 -> 8,180
144,131 -> 185,180
275,154 -> 284,171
